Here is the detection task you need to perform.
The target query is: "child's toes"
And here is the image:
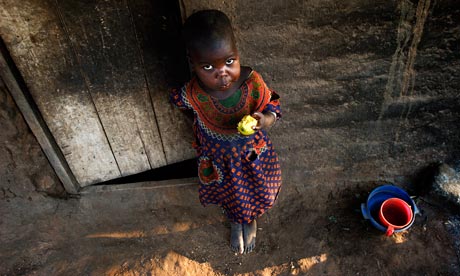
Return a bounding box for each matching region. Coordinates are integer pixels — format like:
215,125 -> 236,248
230,223 -> 244,254
243,220 -> 257,254
244,244 -> 254,254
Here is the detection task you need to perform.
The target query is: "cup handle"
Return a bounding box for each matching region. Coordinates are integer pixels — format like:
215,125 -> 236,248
385,225 -> 394,236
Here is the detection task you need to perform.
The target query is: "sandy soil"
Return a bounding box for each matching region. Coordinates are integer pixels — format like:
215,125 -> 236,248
1,178 -> 460,276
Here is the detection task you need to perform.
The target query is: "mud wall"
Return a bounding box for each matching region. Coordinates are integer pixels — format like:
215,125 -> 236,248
181,0 -> 460,198
0,79 -> 65,198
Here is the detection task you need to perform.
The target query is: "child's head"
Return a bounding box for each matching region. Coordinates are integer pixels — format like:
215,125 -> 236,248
183,10 -> 241,93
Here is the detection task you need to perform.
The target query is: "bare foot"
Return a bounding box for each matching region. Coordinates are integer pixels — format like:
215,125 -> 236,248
243,220 -> 257,254
230,222 -> 244,254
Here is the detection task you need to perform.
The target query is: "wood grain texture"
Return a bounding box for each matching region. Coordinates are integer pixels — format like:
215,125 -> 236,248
0,0 -> 121,186
1,0 -> 196,188
54,0 -> 167,176
126,0 -> 195,164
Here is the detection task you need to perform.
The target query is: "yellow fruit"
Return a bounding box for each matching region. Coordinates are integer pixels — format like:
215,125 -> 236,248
237,115 -> 258,135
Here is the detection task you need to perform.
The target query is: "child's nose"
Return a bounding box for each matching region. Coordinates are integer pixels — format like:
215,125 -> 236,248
215,65 -> 228,77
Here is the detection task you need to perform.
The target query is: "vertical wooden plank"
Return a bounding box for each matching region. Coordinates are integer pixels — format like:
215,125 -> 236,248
128,0 -> 196,164
54,0 -> 168,175
0,0 -> 121,186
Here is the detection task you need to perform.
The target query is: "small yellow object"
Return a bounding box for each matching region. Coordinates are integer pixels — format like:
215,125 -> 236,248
237,115 -> 258,135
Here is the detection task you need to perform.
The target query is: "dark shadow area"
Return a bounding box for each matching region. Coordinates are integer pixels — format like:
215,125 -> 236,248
99,158 -> 197,185
409,162 -> 440,197
128,0 -> 190,88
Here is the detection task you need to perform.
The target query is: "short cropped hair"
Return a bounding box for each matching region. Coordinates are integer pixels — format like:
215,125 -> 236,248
182,10 -> 235,52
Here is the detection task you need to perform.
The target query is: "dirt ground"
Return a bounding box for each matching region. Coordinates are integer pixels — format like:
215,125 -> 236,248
2,174 -> 460,276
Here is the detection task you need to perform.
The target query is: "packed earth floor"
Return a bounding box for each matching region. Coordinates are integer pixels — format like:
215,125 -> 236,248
1,176 -> 460,275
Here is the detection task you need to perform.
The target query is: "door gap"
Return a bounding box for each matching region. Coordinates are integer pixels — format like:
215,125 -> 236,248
97,158 -> 196,185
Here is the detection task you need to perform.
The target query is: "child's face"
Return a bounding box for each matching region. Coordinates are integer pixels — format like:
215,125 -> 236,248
189,39 -> 241,93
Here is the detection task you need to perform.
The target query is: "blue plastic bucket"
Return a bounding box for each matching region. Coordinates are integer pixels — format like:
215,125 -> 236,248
361,185 -> 419,234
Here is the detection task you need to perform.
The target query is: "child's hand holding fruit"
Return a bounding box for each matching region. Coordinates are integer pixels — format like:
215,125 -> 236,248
237,112 -> 276,135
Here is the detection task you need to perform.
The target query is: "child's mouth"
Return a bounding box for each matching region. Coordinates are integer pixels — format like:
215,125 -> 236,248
219,82 -> 231,89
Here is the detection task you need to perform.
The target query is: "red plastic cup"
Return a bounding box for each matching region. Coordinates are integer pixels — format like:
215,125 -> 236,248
379,197 -> 413,236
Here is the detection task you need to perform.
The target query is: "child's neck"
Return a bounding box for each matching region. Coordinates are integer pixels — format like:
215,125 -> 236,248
201,66 -> 252,100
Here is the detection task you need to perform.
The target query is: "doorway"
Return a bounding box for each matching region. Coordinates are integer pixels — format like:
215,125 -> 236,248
0,0 -> 195,192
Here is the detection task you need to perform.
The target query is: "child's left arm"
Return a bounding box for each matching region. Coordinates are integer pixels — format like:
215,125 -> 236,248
252,90 -> 281,130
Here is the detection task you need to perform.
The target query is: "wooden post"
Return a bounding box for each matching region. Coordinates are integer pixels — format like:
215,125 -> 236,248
0,45 -> 80,194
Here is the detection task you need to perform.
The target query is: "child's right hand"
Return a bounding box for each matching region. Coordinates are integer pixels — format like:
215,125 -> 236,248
252,111 -> 276,130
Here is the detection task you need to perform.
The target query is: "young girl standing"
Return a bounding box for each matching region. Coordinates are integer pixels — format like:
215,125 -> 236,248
171,10 -> 282,254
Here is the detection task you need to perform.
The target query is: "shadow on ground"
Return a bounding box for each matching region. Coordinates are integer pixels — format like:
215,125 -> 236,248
1,181 -> 459,275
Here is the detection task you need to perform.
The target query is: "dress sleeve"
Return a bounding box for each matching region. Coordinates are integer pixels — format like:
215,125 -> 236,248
250,71 -> 282,120
264,90 -> 282,120
170,85 -> 191,110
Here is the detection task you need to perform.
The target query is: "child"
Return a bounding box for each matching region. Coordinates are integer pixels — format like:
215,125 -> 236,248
170,10 -> 282,254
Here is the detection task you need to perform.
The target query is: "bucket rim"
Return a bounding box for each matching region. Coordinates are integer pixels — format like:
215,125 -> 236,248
362,184 -> 418,233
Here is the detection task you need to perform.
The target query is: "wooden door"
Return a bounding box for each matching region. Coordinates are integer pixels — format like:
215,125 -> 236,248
0,0 -> 195,188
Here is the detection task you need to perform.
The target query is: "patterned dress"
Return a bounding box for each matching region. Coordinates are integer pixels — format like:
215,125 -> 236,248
171,70 -> 282,224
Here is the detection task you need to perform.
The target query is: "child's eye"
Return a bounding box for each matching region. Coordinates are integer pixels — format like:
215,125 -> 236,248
203,65 -> 213,70
226,59 -> 235,65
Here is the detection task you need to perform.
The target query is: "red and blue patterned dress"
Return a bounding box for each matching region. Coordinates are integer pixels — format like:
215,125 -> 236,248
171,70 -> 282,224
